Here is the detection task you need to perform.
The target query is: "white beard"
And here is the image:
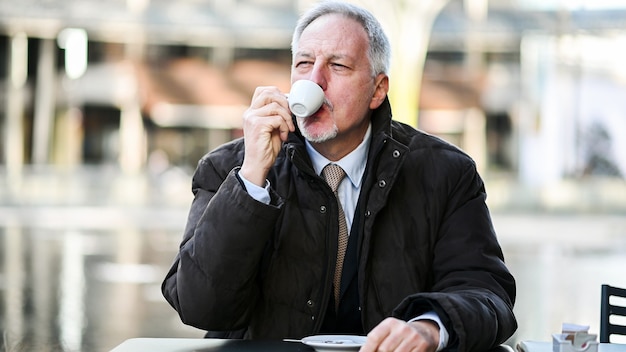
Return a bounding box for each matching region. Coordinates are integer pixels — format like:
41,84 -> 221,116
297,119 -> 339,143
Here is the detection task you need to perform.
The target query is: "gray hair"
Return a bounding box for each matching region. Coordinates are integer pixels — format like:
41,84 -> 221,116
291,1 -> 391,77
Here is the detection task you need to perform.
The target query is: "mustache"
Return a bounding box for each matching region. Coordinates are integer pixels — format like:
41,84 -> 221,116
322,97 -> 333,112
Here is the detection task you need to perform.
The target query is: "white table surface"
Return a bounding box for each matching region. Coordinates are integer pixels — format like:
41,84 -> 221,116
518,340 -> 626,352
110,338 -> 230,352
109,338 -> 313,352
112,337 -> 626,352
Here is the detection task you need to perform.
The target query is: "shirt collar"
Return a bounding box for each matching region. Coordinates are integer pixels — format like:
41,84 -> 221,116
306,123 -> 371,188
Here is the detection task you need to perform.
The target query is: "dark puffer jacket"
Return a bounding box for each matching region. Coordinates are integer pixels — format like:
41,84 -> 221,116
162,98 -> 517,351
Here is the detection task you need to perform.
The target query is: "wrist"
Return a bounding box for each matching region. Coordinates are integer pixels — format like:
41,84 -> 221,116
240,163 -> 268,187
409,320 -> 440,351
408,311 -> 449,351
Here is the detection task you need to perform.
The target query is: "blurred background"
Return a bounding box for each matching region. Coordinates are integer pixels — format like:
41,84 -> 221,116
1,0 -> 625,351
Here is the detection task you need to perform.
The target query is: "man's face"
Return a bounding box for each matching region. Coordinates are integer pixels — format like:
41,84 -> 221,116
291,14 -> 388,151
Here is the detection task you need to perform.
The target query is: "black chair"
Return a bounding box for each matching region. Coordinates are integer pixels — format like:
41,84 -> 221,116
600,284 -> 626,343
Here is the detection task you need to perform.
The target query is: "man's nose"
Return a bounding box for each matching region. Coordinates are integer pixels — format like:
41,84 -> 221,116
307,64 -> 327,91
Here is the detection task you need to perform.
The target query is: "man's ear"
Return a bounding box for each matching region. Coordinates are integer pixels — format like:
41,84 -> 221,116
369,74 -> 389,110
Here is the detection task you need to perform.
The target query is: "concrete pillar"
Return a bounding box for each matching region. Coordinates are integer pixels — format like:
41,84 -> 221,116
4,32 -> 28,188
32,38 -> 57,165
349,0 -> 451,127
119,99 -> 146,174
463,0 -> 488,77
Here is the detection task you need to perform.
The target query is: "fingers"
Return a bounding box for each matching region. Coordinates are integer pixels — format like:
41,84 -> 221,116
360,318 -> 438,352
361,318 -> 393,352
247,103 -> 292,142
247,86 -> 294,139
240,86 -> 293,186
242,87 -> 292,160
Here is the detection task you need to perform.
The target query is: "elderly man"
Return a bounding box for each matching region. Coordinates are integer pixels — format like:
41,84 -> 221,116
162,1 -> 517,351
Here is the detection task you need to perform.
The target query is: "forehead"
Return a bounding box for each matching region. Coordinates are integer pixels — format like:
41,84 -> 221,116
297,14 -> 370,55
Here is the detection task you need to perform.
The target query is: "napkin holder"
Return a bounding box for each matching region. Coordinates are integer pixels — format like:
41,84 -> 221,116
552,333 -> 598,352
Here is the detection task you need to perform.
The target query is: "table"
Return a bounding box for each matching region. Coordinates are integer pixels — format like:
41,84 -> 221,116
517,341 -> 626,352
110,338 -> 517,352
110,338 -> 314,352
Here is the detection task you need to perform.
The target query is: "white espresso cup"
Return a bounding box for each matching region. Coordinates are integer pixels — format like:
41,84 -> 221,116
288,80 -> 325,118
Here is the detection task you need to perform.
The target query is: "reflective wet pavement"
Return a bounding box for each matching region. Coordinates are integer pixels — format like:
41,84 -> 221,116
1,167 -> 626,351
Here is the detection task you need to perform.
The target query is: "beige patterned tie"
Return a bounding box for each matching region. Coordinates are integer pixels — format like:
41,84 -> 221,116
322,164 -> 348,311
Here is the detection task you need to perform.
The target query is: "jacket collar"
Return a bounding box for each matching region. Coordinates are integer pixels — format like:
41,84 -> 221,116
370,95 -> 393,138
